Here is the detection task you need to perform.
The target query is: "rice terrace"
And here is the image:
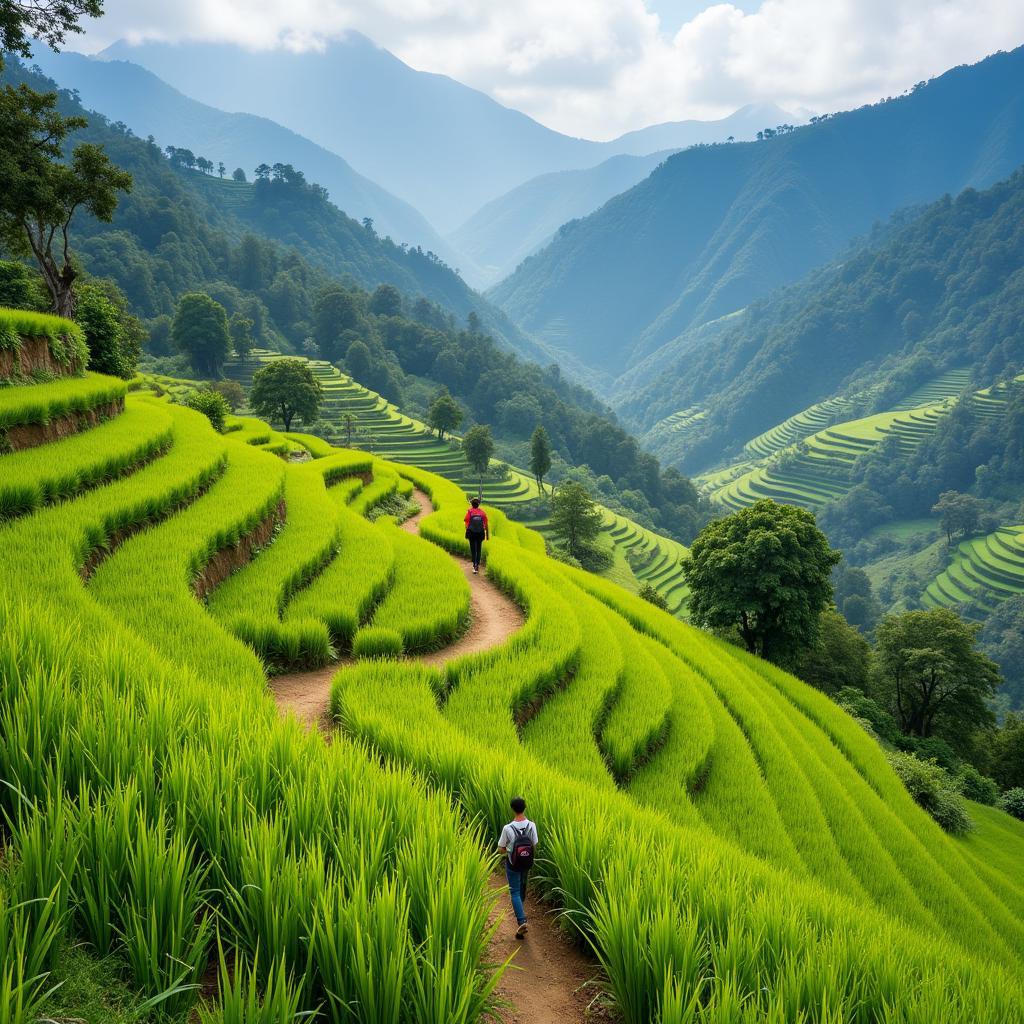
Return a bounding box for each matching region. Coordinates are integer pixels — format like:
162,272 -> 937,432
3,2 -> 1024,1023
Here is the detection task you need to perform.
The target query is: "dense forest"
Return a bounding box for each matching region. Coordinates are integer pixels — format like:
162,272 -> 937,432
0,57 -> 708,541
629,167 -> 1024,471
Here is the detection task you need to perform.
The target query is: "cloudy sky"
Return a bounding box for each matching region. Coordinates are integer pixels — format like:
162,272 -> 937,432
76,0 -> 1024,139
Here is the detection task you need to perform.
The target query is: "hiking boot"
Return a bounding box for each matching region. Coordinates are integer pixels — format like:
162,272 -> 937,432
515,922 -> 528,939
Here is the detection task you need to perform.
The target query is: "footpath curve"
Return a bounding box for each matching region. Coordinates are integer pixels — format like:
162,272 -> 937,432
269,488 -> 599,1024
270,489 -> 524,725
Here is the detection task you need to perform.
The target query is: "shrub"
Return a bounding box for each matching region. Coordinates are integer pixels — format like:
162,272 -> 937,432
998,787 -> 1024,821
886,750 -> 974,834
638,583 -> 668,611
210,378 -> 246,411
352,626 -> 404,660
955,764 -> 1000,805
184,388 -> 231,433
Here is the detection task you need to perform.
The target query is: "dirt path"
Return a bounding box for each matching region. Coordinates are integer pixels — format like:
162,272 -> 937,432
269,488 -> 524,727
271,491 -> 599,1022
401,490 -> 525,666
487,876 -> 604,1024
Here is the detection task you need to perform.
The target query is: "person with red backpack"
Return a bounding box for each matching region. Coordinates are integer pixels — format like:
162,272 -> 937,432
497,795 -> 538,938
464,497 -> 490,574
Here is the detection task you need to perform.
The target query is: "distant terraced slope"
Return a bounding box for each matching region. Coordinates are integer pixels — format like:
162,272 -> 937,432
925,526 -> 1024,614
713,402 -> 952,510
225,350 -> 540,506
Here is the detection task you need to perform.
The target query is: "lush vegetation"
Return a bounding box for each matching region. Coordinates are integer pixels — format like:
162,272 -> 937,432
629,165 -> 1024,472
2,290 -> 1024,1024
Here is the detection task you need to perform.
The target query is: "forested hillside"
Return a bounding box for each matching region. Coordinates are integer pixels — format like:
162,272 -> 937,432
0,58 -> 706,542
0,57 -> 529,352
30,49 -> 464,268
627,166 -> 1024,469
492,45 -> 1024,384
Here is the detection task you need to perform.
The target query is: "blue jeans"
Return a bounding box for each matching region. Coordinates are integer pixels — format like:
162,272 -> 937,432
505,863 -> 528,924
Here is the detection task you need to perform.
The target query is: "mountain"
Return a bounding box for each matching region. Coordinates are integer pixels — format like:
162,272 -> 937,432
625,165 -> 1024,471
29,49 -> 474,274
0,56 -> 535,358
98,33 -> 604,232
98,35 -> 791,234
448,151 -> 675,287
490,46 -> 1024,386
601,102 -> 796,156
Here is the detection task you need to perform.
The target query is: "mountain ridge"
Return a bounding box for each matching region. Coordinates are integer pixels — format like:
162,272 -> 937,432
490,45 -> 1024,386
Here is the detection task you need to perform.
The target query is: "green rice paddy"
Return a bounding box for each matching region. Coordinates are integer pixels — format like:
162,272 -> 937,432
4,325 -> 1021,1022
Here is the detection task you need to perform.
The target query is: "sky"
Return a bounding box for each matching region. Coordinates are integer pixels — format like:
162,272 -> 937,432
75,1 -> 1024,140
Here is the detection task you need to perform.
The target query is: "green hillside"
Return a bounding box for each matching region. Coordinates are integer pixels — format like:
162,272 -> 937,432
220,349 -> 692,614
3,313 -> 1024,1022
621,163 -> 1024,472
493,46 -> 1024,386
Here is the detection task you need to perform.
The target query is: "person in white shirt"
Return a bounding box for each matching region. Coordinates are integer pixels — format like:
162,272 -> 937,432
497,795 -> 538,938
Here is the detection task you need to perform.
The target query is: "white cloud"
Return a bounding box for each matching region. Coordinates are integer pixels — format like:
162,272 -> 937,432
78,0 -> 1024,138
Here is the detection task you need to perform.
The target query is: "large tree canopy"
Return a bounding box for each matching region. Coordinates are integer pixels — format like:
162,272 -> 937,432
250,358 -> 322,432
683,499 -> 841,667
172,292 -> 230,377
0,0 -> 103,59
873,608 -> 1000,745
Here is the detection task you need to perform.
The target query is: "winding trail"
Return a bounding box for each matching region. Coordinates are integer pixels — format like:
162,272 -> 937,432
269,488 -> 596,1024
270,489 -> 524,726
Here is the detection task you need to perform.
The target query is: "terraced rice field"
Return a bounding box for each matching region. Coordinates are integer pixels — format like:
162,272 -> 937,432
924,524 -> 1024,615
2,312 -> 1024,1022
972,372 -> 1024,420
226,350 -> 692,613
743,395 -> 855,458
892,368 -> 973,409
714,402 -> 952,510
225,350 -> 540,507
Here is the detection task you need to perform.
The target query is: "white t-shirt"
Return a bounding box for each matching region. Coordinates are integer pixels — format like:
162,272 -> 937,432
499,818 -> 538,865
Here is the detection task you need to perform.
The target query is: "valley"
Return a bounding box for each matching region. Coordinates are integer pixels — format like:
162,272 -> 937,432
2,6 -> 1024,1023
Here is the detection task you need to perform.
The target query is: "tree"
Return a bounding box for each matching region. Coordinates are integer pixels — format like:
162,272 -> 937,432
550,480 -> 603,559
0,85 -> 132,316
427,388 -> 463,440
217,161 -> 226,178
682,500 -> 841,666
0,258 -> 44,308
228,312 -> 255,358
0,0 -> 103,59
250,358 -> 322,431
341,412 -> 357,448
796,609 -> 871,695
172,292 -> 230,377
210,378 -> 245,412
74,279 -> 141,378
313,287 -> 363,361
368,283 -> 402,318
462,424 -> 494,498
529,425 -> 552,495
232,167 -> 247,182
932,491 -> 985,545
344,339 -> 373,383
873,608 -> 1000,744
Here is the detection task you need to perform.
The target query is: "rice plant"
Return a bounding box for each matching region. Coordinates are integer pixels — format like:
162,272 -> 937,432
352,626 -> 405,659
0,372 -> 126,430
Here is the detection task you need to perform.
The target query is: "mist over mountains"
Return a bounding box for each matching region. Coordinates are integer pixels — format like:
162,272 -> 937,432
30,48 -> 467,272
96,34 -> 788,236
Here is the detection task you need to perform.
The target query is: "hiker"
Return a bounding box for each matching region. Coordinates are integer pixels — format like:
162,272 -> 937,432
497,796 -> 538,939
464,497 -> 490,574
